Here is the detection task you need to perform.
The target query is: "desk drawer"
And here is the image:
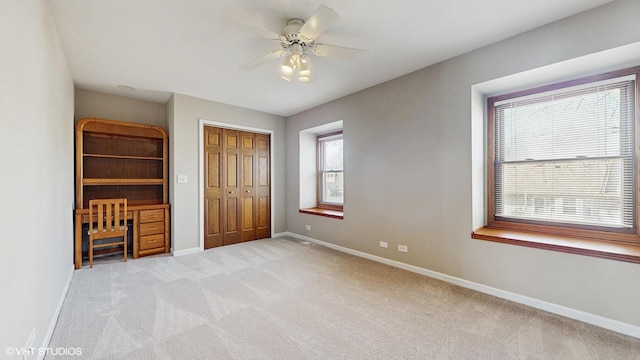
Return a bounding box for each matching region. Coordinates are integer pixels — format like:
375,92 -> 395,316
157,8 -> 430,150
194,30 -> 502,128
140,234 -> 164,251
140,209 -> 164,223
140,221 -> 164,236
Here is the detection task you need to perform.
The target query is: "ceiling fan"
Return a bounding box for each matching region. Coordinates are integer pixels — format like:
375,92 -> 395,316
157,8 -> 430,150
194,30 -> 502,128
222,5 -> 370,82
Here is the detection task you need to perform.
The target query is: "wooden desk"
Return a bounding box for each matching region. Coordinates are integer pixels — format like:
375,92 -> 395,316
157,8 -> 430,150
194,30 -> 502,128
74,204 -> 170,269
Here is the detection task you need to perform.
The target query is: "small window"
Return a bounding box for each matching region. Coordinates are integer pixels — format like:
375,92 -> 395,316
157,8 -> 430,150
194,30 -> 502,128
486,66 -> 640,243
318,131 -> 343,211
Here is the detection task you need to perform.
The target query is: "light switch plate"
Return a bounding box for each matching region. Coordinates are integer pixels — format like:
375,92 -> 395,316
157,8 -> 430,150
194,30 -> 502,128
177,174 -> 188,184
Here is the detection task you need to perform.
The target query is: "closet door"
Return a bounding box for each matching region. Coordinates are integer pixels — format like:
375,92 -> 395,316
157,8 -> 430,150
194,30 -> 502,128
203,126 -> 270,249
203,126 -> 223,249
256,133 -> 270,239
240,132 -> 257,242
222,129 -> 241,245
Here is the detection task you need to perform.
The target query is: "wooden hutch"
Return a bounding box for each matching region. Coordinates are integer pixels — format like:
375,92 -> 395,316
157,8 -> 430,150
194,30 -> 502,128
74,118 -> 170,269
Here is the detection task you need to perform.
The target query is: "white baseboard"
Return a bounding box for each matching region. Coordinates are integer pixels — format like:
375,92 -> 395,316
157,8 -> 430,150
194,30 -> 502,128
272,232 -> 290,238
283,232 -> 640,339
40,264 -> 74,360
171,247 -> 201,257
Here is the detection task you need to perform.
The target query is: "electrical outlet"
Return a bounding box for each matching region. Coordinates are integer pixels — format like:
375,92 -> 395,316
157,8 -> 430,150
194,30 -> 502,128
379,241 -> 388,248
398,244 -> 408,253
305,225 -> 311,231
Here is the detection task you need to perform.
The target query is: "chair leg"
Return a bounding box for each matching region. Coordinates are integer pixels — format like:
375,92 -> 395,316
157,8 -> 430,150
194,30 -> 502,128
123,235 -> 128,262
89,239 -> 93,268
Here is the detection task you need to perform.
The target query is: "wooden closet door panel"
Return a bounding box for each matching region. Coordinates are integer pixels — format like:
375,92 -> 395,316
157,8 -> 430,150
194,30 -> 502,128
240,132 -> 257,242
225,197 -> 239,238
205,198 -> 222,248
203,126 -> 223,249
256,133 -> 271,239
223,129 -> 241,245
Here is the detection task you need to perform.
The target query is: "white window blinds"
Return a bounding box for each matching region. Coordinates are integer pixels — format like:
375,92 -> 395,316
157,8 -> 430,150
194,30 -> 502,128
493,75 -> 636,230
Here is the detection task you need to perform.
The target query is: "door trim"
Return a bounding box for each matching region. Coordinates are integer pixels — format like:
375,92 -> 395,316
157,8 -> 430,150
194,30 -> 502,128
198,119 -> 275,251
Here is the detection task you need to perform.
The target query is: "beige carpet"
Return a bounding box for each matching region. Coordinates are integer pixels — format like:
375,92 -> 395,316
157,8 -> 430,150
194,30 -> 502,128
47,237 -> 640,359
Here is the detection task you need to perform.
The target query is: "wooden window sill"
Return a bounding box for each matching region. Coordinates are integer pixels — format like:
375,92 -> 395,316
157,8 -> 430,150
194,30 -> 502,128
299,208 -> 343,219
472,227 -> 640,263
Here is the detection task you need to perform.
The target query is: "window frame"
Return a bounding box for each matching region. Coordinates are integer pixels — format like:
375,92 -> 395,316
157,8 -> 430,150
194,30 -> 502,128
316,130 -> 344,212
473,66 -> 640,263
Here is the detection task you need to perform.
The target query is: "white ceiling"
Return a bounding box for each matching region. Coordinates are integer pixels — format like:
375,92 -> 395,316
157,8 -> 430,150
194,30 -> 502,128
49,0 -> 615,117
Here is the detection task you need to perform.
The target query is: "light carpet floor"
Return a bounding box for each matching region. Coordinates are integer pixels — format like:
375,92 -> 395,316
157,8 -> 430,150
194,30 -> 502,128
47,237 -> 640,359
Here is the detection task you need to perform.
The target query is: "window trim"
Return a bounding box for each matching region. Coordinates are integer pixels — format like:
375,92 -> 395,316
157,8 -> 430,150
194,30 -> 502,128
473,66 -> 640,263
316,130 -> 344,212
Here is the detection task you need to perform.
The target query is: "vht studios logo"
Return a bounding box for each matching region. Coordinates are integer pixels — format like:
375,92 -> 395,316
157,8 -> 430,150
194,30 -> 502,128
6,346 -> 83,357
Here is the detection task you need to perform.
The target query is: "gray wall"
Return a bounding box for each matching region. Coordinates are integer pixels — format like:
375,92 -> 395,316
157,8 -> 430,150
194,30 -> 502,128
74,88 -> 167,128
0,0 -> 75,352
168,93 -> 287,252
286,0 -> 640,327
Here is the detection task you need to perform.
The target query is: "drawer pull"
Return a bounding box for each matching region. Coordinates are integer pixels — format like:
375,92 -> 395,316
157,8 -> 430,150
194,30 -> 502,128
148,239 -> 157,244
148,227 -> 157,230
149,214 -> 157,218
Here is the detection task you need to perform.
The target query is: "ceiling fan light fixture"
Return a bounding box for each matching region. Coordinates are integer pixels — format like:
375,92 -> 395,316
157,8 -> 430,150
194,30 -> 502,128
226,5 -> 370,84
281,54 -> 296,74
298,55 -> 311,77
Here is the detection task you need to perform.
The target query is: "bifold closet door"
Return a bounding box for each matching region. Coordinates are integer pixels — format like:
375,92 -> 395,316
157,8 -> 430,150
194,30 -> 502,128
255,133 -> 270,239
222,129 -> 241,245
204,126 -> 223,249
240,131 -> 256,242
203,126 -> 270,249
239,131 -> 271,241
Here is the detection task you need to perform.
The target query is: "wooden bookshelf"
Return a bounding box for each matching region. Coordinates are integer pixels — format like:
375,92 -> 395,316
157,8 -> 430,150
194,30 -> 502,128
74,118 -> 170,268
76,118 -> 168,208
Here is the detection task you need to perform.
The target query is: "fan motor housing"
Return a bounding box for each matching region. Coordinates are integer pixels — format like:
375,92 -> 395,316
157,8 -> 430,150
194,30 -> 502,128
280,18 -> 311,48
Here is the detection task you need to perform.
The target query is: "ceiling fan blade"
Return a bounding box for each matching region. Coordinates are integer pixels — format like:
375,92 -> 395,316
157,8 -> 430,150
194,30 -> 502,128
299,5 -> 340,41
239,50 -> 286,71
221,17 -> 284,41
312,44 -> 370,62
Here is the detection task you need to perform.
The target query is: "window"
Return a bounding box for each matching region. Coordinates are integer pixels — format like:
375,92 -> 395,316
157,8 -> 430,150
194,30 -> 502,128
317,131 -> 343,211
473,66 -> 640,263
298,121 -> 343,219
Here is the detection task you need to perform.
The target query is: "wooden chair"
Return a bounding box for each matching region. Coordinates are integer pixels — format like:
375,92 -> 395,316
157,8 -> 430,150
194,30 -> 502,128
88,199 -> 128,268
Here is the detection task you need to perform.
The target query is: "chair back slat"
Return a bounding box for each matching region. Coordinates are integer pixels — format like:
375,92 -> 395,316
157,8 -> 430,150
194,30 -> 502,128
106,202 -> 112,231
113,203 -> 120,230
97,203 -> 104,232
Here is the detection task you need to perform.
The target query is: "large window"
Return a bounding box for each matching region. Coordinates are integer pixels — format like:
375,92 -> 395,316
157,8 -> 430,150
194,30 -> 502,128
317,131 -> 343,210
484,66 -> 640,248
